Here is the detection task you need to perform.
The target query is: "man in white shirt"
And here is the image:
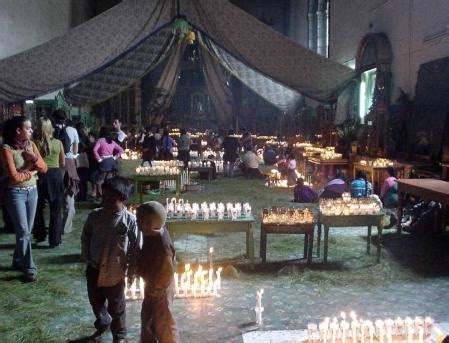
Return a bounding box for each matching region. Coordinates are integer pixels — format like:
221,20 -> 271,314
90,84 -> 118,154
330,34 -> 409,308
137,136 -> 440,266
242,146 -> 263,179
112,118 -> 126,146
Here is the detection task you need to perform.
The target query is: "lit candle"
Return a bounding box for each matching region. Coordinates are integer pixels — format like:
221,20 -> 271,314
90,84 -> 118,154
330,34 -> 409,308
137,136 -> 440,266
384,319 -> 394,343
435,327 -> 444,343
395,317 -> 404,336
418,327 -> 424,343
375,320 -> 384,343
350,312 -> 359,343
180,273 -> 186,297
330,318 -> 338,343
256,288 -> 264,309
319,320 -> 329,343
424,317 -> 433,336
341,319 -> 350,343
185,264 -> 191,291
216,267 -> 222,290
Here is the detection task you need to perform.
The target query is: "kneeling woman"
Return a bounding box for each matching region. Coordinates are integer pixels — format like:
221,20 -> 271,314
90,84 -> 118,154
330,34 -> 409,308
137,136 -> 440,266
1,116 -> 47,282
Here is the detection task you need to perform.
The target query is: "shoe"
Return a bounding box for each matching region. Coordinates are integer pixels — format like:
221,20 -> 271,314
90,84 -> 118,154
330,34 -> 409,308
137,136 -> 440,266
89,326 -> 110,342
23,273 -> 37,283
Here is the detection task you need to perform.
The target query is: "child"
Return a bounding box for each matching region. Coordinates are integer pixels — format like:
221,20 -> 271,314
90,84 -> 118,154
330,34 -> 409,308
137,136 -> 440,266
81,176 -> 141,343
136,201 -> 180,343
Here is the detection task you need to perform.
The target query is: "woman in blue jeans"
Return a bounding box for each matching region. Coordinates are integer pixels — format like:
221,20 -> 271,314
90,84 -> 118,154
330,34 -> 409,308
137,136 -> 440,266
0,116 -> 47,282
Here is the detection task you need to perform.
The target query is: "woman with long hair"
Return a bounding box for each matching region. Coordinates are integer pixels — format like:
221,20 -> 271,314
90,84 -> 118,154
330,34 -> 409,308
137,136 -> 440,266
33,116 -> 65,247
0,116 -> 47,282
92,126 -> 124,198
75,122 -> 90,201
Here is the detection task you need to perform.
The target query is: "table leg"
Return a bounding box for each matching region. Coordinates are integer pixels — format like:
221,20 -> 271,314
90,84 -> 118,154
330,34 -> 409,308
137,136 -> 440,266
397,191 -> 404,234
377,224 -> 382,263
176,177 -> 181,199
248,223 -> 255,269
303,232 -> 308,259
367,225 -> 371,255
441,204 -> 447,232
307,231 -> 314,264
260,226 -> 267,264
316,223 -> 321,257
323,225 -> 329,263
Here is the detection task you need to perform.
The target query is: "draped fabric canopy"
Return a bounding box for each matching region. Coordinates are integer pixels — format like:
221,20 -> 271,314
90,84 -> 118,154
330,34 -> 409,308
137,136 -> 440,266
0,0 -> 355,108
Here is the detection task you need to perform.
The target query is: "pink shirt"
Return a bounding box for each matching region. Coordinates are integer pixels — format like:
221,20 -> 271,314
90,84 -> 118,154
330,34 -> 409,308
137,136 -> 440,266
93,138 -> 124,161
380,176 -> 397,198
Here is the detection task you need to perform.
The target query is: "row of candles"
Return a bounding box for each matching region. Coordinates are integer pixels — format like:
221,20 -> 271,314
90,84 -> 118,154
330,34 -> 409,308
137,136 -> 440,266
359,158 -> 395,168
308,312 -> 438,343
165,198 -> 252,220
174,247 -> 222,298
262,207 -> 314,224
266,169 -> 313,188
319,197 -> 382,216
135,166 -> 180,175
121,149 -> 141,160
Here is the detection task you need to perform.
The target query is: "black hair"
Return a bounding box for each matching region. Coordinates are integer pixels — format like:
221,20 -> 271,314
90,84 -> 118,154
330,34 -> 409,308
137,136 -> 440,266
163,129 -> 169,136
99,126 -> 113,144
102,176 -> 132,202
3,116 -> 30,146
296,178 -> 304,187
181,128 -> 187,135
52,109 -> 67,124
245,145 -> 252,152
228,129 -> 235,135
386,166 -> 396,177
356,170 -> 367,179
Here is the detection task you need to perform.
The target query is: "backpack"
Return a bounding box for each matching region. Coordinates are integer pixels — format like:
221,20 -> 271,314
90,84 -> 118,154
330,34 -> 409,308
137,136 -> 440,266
54,125 -> 71,154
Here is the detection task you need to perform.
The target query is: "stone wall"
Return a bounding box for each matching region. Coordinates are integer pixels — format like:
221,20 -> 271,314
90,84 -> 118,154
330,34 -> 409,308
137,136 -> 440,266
329,0 -> 449,99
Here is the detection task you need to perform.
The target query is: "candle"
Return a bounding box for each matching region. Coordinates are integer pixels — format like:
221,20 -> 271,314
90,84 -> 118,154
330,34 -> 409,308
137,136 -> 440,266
330,318 -> 338,343
395,317 -> 404,336
424,317 -> 433,336
319,320 -> 328,343
308,323 -> 318,342
375,320 -> 384,343
435,327 -> 444,343
418,327 -> 424,343
350,312 -> 359,343
256,288 -> 264,309
216,267 -> 222,290
208,268 -> 214,292
341,320 -> 350,343
384,319 -> 394,343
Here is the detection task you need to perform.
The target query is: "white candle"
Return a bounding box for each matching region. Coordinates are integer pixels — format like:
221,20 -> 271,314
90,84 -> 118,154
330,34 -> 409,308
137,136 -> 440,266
384,319 -> 394,343
256,288 -> 264,309
331,318 -> 338,343
180,273 -> 186,297
319,321 -> 329,343
341,320 -> 350,343
418,327 -> 424,343
375,320 -> 384,343
424,317 -> 433,336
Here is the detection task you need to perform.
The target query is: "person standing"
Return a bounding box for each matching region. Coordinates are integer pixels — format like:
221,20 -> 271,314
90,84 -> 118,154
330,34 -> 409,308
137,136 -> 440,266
33,117 -> 65,247
53,110 -> 80,234
81,177 -> 140,342
0,116 -> 48,282
75,122 -> 90,201
160,129 -> 175,161
222,129 -> 240,177
112,118 -> 126,147
92,127 -> 124,199
178,128 -> 190,169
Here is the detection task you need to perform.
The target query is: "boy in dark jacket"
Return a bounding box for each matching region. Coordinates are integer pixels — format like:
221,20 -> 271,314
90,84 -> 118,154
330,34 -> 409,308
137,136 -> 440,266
136,201 -> 180,343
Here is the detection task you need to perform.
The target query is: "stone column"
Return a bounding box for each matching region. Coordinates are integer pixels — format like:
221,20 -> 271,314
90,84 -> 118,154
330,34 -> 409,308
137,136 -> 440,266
308,11 -> 317,52
316,10 -> 325,55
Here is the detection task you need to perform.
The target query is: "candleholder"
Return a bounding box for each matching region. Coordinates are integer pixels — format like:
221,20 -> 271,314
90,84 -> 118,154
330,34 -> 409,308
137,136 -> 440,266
255,306 -> 264,326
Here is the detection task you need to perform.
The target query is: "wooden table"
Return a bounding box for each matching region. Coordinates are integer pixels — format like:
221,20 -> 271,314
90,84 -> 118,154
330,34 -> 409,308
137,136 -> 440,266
397,179 -> 449,233
260,222 -> 314,264
166,216 -> 255,269
133,174 -> 181,203
353,162 -> 405,194
307,157 -> 348,180
318,213 -> 384,263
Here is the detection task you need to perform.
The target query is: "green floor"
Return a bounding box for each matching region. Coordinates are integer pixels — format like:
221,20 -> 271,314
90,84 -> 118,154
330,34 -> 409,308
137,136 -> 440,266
1,175 -> 449,342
